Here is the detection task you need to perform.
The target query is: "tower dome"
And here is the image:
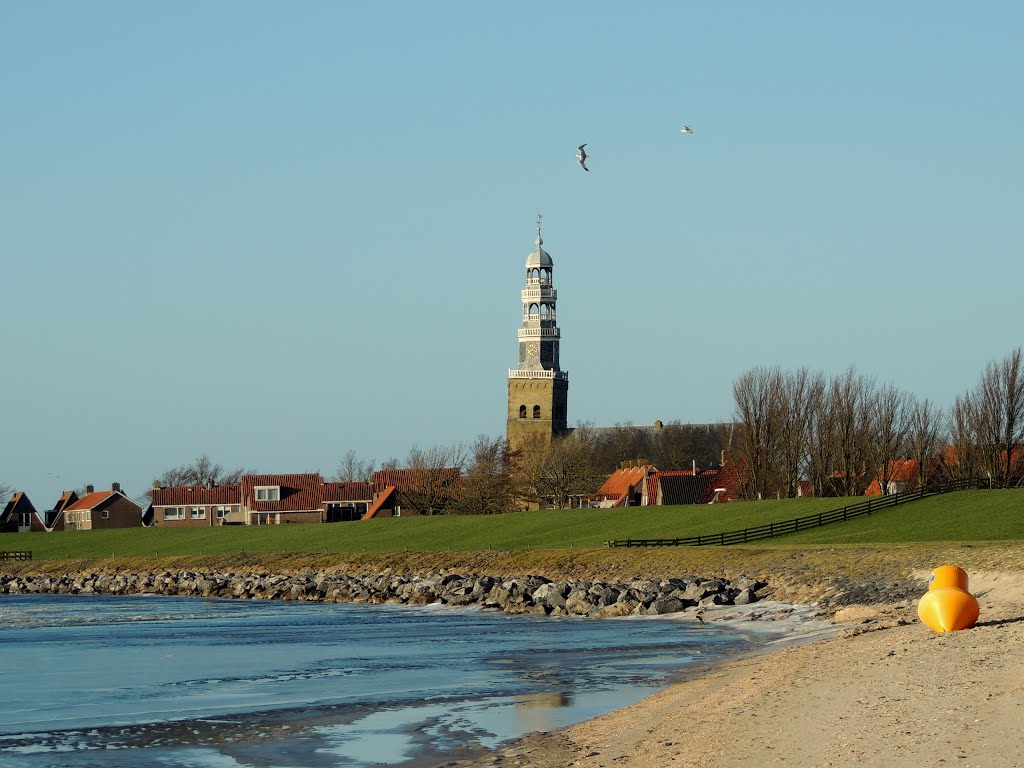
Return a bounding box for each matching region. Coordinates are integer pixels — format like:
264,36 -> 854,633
525,232 -> 553,268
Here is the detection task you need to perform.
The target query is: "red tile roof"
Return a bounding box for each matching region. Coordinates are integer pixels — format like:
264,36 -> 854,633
865,459 -> 920,496
595,466 -> 652,501
152,485 -> 242,506
324,481 -> 373,503
647,464 -> 739,506
66,491 -> 116,511
372,468 -> 461,492
241,473 -> 325,512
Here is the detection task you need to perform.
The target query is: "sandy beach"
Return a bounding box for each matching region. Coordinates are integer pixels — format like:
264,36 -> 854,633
447,569 -> 1024,768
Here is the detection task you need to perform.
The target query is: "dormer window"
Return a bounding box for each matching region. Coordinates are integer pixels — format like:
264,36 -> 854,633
255,486 -> 280,502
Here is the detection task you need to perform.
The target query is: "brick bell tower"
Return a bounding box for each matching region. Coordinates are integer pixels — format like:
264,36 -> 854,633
507,215 -> 569,454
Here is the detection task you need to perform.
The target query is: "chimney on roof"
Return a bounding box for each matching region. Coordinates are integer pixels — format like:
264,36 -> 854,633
111,482 -> 121,493
85,484 -> 94,494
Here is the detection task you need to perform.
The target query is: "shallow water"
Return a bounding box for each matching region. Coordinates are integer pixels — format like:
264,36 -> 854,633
0,594 -> 754,768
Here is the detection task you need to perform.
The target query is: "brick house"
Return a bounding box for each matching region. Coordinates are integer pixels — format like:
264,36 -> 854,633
150,475 -> 376,526
43,490 -> 79,531
363,468 -> 461,518
241,473 -> 327,525
0,492 -> 46,533
150,484 -> 243,526
62,483 -> 143,530
593,463 -> 655,508
644,462 -> 741,506
324,481 -> 373,522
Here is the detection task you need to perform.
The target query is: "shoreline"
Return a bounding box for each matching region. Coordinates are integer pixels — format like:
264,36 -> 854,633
441,568 -> 1024,768
5,554 -> 1021,766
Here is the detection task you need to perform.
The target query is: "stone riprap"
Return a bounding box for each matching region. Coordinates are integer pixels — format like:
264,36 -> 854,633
0,571 -> 767,618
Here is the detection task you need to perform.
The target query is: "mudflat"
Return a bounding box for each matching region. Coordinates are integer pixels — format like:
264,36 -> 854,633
451,570 -> 1024,768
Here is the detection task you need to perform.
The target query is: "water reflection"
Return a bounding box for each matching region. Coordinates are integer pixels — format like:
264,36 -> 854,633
0,594 -> 753,768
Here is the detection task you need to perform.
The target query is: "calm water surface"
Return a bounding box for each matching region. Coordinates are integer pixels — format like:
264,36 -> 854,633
0,594 -> 755,768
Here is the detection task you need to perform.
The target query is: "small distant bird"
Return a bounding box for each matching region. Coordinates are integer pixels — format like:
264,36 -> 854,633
576,144 -> 589,171
680,125 -> 694,134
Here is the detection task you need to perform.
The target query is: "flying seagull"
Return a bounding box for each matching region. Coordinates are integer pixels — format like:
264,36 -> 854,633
680,125 -> 694,134
576,144 -> 589,171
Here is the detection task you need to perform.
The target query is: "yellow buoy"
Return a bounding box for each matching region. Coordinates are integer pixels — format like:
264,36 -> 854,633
917,565 -> 979,633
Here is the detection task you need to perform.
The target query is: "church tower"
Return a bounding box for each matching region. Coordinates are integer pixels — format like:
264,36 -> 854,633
507,217 -> 569,453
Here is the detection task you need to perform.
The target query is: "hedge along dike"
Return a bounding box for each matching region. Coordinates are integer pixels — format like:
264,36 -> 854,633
0,570 -> 768,618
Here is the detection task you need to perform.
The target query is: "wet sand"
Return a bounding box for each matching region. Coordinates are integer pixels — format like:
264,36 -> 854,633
445,570 -> 1024,768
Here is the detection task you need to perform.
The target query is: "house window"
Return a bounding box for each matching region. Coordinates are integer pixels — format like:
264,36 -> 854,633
255,486 -> 280,501
519,405 -> 527,419
216,506 -> 231,519
190,507 -> 206,519
164,507 -> 185,521
533,405 -> 541,419
101,510 -> 109,519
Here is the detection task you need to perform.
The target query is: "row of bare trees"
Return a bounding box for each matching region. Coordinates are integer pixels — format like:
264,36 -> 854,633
949,348 -> 1024,486
731,347 -> 1024,499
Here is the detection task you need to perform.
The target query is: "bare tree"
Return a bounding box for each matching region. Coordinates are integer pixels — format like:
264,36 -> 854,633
451,435 -> 517,515
996,347 -> 1024,485
777,368 -> 823,498
590,424 -> 653,473
651,422 -> 727,472
397,444 -> 467,515
148,454 -> 252,499
964,347 -> 1024,487
829,367 -> 875,496
868,383 -> 911,495
907,397 -> 944,489
807,379 -> 837,496
732,366 -> 784,499
516,428 -> 603,508
946,393 -> 981,482
0,482 -> 13,505
332,450 -> 375,482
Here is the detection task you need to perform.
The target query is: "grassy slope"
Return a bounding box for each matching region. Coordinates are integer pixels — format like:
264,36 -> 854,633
767,489 -> 1024,545
2,492 -> 1022,587
1,498 -> 847,560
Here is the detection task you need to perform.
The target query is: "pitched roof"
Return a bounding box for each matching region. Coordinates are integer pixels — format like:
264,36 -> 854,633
372,468 -> 461,492
65,491 -> 116,512
53,490 -> 79,513
152,484 -> 241,506
1,492 -> 36,524
865,459 -> 921,496
362,486 -> 396,520
595,466 -> 652,501
241,473 -> 325,512
324,481 -> 373,503
659,473 -> 720,506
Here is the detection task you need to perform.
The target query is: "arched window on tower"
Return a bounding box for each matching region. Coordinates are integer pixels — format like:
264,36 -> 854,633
540,268 -> 550,285
519,405 -> 527,419
540,303 -> 550,318
533,405 -> 541,419
528,304 -> 540,317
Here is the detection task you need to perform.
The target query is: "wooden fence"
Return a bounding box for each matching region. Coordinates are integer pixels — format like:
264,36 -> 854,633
0,550 -> 32,561
606,478 -> 987,548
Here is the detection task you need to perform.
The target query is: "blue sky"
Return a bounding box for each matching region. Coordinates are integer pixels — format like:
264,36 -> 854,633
2,2 -> 1022,504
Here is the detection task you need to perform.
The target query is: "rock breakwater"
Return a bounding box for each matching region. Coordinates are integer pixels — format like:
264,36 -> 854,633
0,570 -> 767,618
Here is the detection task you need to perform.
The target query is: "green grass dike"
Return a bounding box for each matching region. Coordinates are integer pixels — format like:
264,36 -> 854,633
3,490 -> 1024,589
